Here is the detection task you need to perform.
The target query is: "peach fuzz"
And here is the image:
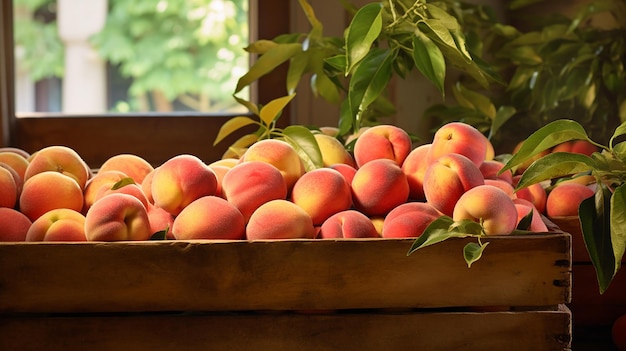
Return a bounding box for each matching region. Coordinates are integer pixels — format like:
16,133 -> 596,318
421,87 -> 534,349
513,198 -> 548,232
422,153 -> 484,216
314,133 -> 356,168
23,145 -> 90,189
151,154 -> 217,216
452,185 -> 518,236
484,179 -> 516,199
0,208 -> 32,241
172,196 -> 245,240
94,182 -> 150,209
19,171 -> 84,221
479,160 -> 513,184
290,168 -> 352,225
329,163 -> 357,185
428,122 -> 488,167
382,202 -> 441,238
240,139 -> 304,190
246,199 -> 316,240
0,151 -> 29,180
353,124 -> 412,167
221,161 -> 288,222
0,164 -> 18,208
401,143 -> 432,201
98,154 -> 154,184
141,167 -> 157,204
318,210 -> 380,239
83,170 -> 130,212
546,182 -> 595,218
85,193 -> 152,241
147,205 -> 174,239
351,159 -> 410,217
512,175 -> 547,215
25,208 -> 87,242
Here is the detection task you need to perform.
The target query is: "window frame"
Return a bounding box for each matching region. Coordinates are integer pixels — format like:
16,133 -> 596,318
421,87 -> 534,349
0,0 -> 291,167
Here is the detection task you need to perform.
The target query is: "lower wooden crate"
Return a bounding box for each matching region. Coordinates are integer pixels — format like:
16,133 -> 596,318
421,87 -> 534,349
0,307 -> 572,351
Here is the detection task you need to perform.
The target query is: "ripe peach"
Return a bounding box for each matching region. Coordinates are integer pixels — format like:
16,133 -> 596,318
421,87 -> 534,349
85,193 -> 152,241
479,160 -> 513,184
453,185 -> 518,236
0,147 -> 30,159
318,210 -> 380,238
428,122 -> 488,167
314,133 -> 356,168
25,208 -> 87,242
141,167 -> 157,204
353,124 -> 412,167
221,161 -> 288,222
172,196 -> 246,240
484,179 -> 516,199
513,198 -> 548,232
512,141 -> 550,175
246,199 -> 316,240
328,163 -> 357,185
19,171 -> 84,221
82,170 -> 130,212
98,153 -> 154,184
0,207 -> 32,241
0,164 -> 18,208
151,154 -> 218,216
208,164 -> 231,198
513,175 -> 547,215
351,159 -> 410,217
546,182 -> 595,218
209,158 -> 239,168
0,151 -> 29,181
290,168 -> 352,225
401,143 -> 432,201
382,202 -> 441,238
423,153 -> 485,216
146,205 -> 174,239
240,139 -> 304,190
94,182 -> 150,209
552,140 -> 598,156
24,145 -> 90,189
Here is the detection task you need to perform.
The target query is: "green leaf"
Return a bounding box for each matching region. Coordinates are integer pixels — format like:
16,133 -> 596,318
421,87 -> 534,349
501,119 -> 591,173
464,241 -> 489,268
244,40 -> 278,54
235,43 -> 303,94
213,116 -> 258,146
230,133 -> 261,151
516,208 -> 534,230
297,0 -> 323,39
489,105 -> 516,139
407,216 -> 477,255
149,230 -> 168,240
610,121 -> 626,149
452,82 -> 496,119
233,96 -> 260,116
111,177 -> 136,190
611,185 -> 626,275
287,51 -> 310,94
412,32 -> 446,96
345,2 -> 383,74
259,94 -> 296,127
580,186 -> 614,294
514,152 -> 596,190
282,125 -> 323,171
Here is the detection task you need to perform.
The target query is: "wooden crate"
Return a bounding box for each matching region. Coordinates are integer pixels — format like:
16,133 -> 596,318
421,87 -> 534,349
0,234 -> 572,350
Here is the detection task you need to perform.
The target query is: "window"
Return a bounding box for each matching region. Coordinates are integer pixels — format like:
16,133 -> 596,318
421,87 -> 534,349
0,0 -> 291,167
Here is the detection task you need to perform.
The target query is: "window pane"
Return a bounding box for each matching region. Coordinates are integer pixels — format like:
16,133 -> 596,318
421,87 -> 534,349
13,0 -> 249,115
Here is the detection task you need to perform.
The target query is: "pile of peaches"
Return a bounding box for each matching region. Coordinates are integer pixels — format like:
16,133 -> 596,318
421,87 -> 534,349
0,122 -> 597,242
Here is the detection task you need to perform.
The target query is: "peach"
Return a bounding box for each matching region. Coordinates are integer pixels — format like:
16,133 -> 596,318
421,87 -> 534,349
290,168 -> 352,225
0,151 -> 29,181
318,210 -> 380,238
353,124 -> 412,167
94,182 -> 150,209
240,139 -> 304,190
208,164 -> 231,198
512,141 -> 550,175
147,205 -> 175,239
401,143 -> 432,201
246,199 -> 316,240
382,202 -> 441,238
19,171 -> 84,221
513,175 -> 547,215
370,216 -> 385,236
328,163 -> 357,185
209,158 -> 239,168
546,182 -> 595,218
0,208 -> 32,241
24,145 -> 90,189
151,154 -> 218,216
221,161 -> 288,222
319,126 -> 340,137
82,170 -> 130,212
351,159 -> 410,217
483,134 -> 495,161
484,179 -> 516,199
423,153 -> 484,216
513,198 -> 548,232
98,153 -> 154,184
552,140 -> 598,156
85,193 -> 152,241
428,122 -> 488,167
314,133 -> 356,168
25,208 -> 87,242
0,147 -> 30,159
172,196 -> 246,240
141,167 -> 157,204
452,185 -> 518,236
479,160 -> 513,184
0,164 -> 18,208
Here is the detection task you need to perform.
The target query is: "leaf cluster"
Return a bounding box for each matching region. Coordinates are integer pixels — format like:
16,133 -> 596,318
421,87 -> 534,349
501,119 -> 626,294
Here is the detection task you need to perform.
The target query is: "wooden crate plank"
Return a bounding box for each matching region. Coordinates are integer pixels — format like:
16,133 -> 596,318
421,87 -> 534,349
0,307 -> 572,351
0,235 -> 571,313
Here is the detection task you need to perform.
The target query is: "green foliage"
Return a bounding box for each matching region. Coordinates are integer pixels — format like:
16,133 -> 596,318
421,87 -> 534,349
502,119 -> 626,294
